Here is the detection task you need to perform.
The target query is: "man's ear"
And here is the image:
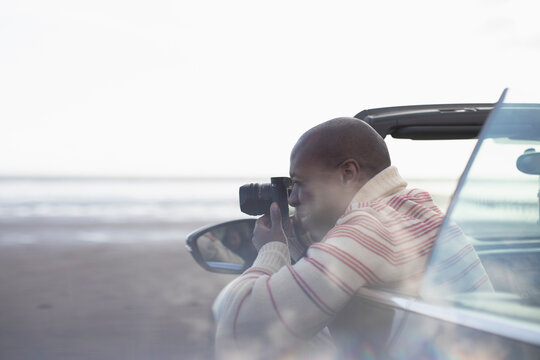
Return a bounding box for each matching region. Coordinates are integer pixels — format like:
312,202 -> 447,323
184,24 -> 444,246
339,159 -> 360,185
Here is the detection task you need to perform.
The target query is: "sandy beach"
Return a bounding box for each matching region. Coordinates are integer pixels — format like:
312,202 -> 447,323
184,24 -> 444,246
0,176 -> 455,360
0,238 -> 237,360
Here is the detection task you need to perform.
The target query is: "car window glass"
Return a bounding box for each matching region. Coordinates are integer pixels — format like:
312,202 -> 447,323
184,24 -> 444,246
420,93 -> 540,326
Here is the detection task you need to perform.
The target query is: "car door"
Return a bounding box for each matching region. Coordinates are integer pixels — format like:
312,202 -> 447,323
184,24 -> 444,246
349,91 -> 540,359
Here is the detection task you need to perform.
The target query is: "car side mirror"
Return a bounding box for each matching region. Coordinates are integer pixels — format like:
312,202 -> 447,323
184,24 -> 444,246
517,148 -> 540,175
185,219 -> 257,274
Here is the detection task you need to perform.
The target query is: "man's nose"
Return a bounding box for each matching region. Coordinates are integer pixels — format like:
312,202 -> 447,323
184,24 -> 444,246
288,186 -> 299,207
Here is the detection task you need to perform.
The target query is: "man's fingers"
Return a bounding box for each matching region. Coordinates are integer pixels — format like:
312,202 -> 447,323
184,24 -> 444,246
256,214 -> 271,230
269,203 -> 282,229
252,204 -> 287,251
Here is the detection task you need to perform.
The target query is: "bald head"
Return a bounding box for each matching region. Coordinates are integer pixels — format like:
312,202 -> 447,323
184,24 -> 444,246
288,118 -> 391,239
291,117 -> 391,180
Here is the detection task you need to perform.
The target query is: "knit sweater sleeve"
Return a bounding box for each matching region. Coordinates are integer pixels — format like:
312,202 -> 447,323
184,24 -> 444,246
215,197 -> 441,358
215,217 -> 373,358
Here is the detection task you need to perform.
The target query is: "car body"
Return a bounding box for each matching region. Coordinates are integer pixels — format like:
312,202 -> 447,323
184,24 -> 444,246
187,90 -> 540,358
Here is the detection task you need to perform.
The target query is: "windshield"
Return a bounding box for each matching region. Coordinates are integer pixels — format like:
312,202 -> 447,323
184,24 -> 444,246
446,100 -> 540,241
421,92 -> 540,325
453,139 -> 540,240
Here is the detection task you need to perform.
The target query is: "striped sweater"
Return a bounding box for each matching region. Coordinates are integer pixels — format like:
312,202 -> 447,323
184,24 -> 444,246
215,167 -> 471,358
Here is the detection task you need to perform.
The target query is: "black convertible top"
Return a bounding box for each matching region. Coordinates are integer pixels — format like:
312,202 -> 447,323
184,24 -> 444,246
355,104 -> 495,140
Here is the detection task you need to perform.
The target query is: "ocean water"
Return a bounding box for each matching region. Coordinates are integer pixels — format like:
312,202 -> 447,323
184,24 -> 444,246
0,177 -> 253,245
5,176 -> 533,245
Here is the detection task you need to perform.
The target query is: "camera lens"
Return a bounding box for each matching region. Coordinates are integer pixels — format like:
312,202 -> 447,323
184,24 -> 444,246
239,183 -> 273,216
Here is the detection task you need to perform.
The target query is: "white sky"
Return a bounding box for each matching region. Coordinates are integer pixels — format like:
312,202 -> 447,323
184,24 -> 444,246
1,0 -> 539,178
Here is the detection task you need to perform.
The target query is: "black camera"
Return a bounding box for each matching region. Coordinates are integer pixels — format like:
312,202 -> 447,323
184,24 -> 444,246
239,177 -> 292,220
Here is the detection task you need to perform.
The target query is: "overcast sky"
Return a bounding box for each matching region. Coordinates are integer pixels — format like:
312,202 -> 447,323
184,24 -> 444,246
1,0 -> 539,178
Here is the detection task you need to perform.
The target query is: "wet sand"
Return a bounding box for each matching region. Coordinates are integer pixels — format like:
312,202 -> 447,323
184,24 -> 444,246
0,239 -> 237,360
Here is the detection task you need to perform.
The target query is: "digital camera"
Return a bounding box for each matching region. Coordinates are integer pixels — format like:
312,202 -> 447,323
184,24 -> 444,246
239,177 -> 292,220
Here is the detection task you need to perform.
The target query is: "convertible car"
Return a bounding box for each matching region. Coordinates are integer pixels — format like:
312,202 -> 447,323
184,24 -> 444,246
187,90 -> 540,358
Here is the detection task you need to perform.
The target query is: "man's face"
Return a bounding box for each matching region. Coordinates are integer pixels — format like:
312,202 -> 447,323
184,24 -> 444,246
288,148 -> 348,240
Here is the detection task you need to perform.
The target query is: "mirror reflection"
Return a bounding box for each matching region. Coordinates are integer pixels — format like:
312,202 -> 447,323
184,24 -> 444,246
196,221 -> 257,271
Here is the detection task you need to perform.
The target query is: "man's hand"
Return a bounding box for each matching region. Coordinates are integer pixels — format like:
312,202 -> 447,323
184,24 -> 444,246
252,203 -> 288,251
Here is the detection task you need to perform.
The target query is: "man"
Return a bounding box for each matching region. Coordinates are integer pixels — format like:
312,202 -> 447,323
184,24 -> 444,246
215,118 -> 486,359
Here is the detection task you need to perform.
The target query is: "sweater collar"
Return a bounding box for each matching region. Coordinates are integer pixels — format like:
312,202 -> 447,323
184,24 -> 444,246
351,166 -> 407,203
